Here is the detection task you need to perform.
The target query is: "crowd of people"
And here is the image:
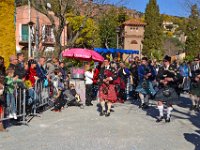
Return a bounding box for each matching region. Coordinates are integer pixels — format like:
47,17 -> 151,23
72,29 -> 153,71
0,52 -> 200,131
86,55 -> 200,120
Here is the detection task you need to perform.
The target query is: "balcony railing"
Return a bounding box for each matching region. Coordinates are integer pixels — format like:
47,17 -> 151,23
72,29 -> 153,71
42,36 -> 55,45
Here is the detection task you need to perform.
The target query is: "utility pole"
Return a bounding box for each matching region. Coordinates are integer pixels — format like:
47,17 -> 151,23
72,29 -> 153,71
116,27 -> 120,49
28,0 -> 31,58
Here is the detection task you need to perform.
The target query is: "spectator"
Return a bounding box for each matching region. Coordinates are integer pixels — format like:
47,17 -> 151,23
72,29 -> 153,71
5,67 -> 22,119
26,59 -> 38,87
52,58 -> 60,69
84,64 -> 94,106
16,53 -> 26,79
36,57 -> 47,82
0,56 -> 6,76
8,55 -> 18,76
59,61 -> 67,80
0,56 -> 5,131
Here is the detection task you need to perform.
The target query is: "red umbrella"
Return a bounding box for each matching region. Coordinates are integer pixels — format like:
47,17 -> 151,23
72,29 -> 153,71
62,48 -> 104,62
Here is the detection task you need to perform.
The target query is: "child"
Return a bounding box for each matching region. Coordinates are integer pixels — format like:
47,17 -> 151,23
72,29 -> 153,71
5,67 -> 22,119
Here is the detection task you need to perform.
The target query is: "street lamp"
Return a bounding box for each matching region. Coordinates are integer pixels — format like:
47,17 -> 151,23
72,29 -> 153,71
115,27 -> 120,49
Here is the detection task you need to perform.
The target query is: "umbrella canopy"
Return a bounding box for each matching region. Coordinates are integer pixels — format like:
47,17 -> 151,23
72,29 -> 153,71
62,48 -> 104,62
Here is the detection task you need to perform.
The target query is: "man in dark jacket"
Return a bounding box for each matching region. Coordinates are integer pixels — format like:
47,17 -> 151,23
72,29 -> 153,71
15,53 -> 26,79
36,57 -> 47,82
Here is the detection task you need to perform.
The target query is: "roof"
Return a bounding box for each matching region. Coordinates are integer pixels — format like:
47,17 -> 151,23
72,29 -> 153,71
123,19 -> 146,26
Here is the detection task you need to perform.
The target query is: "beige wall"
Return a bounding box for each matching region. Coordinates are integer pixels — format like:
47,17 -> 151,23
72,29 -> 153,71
123,25 -> 145,61
16,5 -> 67,53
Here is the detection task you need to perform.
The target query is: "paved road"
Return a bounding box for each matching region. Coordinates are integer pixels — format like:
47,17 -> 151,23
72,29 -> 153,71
0,95 -> 199,150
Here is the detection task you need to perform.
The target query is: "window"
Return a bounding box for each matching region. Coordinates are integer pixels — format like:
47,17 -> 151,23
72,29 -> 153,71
42,25 -> 55,43
131,40 -> 138,44
45,25 -> 52,37
130,27 -> 139,31
21,24 -> 29,41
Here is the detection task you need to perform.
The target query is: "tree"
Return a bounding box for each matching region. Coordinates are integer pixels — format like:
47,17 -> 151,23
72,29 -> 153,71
185,4 -> 200,58
98,7 -> 128,49
98,7 -> 119,49
142,0 -> 163,59
29,0 -> 102,56
0,0 -> 16,66
67,14 -> 99,48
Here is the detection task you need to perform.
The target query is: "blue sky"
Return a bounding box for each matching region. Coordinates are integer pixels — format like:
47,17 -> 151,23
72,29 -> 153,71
106,0 -> 192,17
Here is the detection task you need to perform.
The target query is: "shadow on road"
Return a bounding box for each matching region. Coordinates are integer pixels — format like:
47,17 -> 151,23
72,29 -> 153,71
184,130 -> 200,150
172,96 -> 200,150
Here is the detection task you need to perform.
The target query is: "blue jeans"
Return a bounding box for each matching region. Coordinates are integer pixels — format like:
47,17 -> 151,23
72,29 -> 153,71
28,88 -> 38,105
6,93 -> 16,114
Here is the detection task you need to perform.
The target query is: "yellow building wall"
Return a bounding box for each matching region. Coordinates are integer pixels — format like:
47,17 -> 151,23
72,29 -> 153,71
0,0 -> 16,67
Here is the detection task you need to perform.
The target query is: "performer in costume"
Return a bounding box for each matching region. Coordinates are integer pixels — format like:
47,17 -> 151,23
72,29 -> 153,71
136,57 -> 156,109
98,59 -> 117,117
189,57 -> 200,111
117,62 -> 130,102
155,55 -> 180,123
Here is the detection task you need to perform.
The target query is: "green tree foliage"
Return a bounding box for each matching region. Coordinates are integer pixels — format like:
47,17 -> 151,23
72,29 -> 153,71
98,7 -> 128,49
98,7 -> 118,49
185,4 -> 200,58
0,0 -> 16,67
67,14 -> 99,48
142,0 -> 163,59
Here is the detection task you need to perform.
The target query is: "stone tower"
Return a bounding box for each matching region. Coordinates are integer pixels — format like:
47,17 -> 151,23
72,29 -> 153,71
123,19 -> 146,60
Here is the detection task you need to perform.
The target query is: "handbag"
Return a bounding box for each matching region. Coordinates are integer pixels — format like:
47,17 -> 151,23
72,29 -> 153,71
102,83 -> 109,95
43,79 -> 48,87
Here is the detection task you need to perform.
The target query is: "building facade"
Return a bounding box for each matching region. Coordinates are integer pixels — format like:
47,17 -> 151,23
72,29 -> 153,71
16,5 -> 67,57
123,19 -> 146,60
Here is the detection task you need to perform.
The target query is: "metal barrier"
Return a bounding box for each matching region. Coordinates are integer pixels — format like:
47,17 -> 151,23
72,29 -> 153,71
0,86 -> 26,124
30,79 -> 53,116
0,79 -> 53,124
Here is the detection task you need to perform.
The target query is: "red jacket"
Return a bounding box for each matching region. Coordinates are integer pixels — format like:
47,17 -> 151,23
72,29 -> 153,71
26,67 -> 37,87
93,68 -> 100,84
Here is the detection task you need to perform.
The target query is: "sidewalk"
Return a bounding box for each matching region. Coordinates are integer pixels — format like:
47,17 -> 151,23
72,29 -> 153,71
0,96 -> 199,150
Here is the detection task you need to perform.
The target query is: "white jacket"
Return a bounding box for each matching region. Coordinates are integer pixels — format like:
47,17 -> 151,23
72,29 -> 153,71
84,71 -> 94,85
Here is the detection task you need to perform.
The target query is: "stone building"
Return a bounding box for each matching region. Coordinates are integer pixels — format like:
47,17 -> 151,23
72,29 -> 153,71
123,19 -> 146,60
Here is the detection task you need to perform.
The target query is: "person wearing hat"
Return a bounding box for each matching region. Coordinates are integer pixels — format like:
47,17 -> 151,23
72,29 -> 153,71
98,58 -> 117,117
155,55 -> 180,123
135,57 -> 156,109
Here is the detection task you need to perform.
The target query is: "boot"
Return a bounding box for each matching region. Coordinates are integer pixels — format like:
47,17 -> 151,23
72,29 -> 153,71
190,105 -> 196,111
156,116 -> 164,123
105,112 -> 110,117
99,111 -> 105,116
165,117 -> 171,123
195,105 -> 200,112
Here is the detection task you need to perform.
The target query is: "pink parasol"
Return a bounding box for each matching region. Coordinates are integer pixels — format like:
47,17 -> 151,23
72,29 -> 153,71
62,48 -> 104,62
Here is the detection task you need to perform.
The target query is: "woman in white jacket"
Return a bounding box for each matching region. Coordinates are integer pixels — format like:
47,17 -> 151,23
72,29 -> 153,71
84,65 -> 94,106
